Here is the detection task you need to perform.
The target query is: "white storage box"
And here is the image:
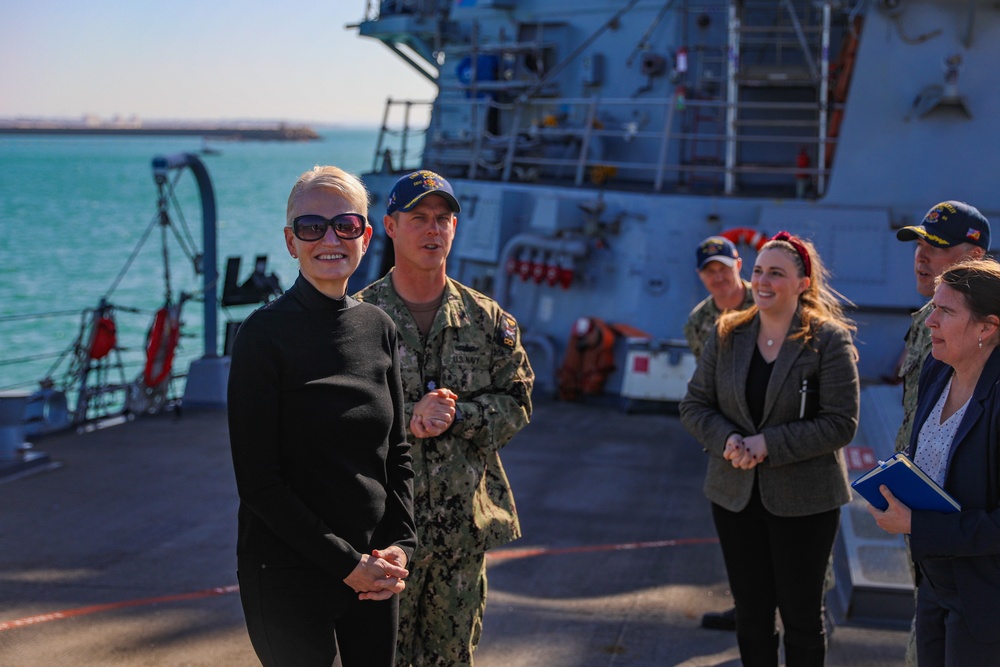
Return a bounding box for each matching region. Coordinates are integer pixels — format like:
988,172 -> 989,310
620,338 -> 697,402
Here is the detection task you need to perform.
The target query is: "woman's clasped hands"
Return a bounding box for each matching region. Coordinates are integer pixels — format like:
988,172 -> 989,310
343,545 -> 410,601
724,433 -> 768,470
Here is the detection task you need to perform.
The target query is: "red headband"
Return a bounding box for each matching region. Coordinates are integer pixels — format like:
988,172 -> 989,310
770,231 -> 812,278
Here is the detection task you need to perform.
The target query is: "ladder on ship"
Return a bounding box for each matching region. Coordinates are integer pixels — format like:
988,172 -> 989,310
716,0 -> 850,197
684,46 -> 728,191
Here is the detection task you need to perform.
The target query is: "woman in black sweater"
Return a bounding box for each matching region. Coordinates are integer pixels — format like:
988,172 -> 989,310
228,166 -> 416,667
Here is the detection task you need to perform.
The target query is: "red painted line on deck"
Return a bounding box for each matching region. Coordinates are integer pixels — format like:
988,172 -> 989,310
0,584 -> 240,633
0,537 -> 718,632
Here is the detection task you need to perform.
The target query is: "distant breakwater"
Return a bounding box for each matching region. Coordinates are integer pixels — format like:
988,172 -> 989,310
0,122 -> 320,141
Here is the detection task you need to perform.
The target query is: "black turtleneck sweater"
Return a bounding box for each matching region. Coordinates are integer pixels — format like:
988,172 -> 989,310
227,274 -> 416,580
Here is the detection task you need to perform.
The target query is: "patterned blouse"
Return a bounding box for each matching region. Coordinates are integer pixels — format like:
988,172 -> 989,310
914,375 -> 970,487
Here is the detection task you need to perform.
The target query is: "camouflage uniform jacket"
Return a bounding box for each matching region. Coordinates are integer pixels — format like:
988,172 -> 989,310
355,272 -> 534,555
683,281 -> 754,360
894,301 -> 933,453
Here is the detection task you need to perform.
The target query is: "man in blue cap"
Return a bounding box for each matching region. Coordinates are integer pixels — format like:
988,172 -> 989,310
893,200 -> 990,667
894,200 -> 990,455
683,235 -> 755,362
356,170 -> 534,667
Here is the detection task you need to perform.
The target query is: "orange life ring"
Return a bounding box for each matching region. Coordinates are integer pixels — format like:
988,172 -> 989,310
720,227 -> 768,252
144,305 -> 181,388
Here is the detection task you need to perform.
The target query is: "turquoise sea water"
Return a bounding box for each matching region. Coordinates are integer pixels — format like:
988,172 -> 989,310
0,128 -> 382,393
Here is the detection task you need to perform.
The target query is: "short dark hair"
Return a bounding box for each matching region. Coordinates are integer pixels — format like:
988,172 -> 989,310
938,258 -> 1000,323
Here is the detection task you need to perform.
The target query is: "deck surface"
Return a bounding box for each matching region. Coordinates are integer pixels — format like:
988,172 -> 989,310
0,401 -> 908,666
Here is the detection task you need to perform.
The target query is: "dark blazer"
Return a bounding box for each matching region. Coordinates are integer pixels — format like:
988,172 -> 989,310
907,346 -> 1000,642
680,312 -> 860,517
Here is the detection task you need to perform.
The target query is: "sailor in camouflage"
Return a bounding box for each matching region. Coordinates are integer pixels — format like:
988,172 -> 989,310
355,170 -> 533,667
893,201 -> 990,454
891,200 -> 989,667
683,235 -> 754,360
894,302 -> 933,455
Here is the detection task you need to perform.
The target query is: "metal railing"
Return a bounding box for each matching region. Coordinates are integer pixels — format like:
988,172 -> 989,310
372,93 -> 836,196
363,0 -> 845,197
0,304 -> 193,427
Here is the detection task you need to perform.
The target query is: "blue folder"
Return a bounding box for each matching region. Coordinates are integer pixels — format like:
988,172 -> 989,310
851,452 -> 961,513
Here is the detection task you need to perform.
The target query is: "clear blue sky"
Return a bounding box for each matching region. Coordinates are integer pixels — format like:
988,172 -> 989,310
0,1 -> 435,126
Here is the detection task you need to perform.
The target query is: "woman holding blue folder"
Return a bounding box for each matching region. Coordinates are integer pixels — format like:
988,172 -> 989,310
681,232 -> 860,667
869,259 -> 1000,665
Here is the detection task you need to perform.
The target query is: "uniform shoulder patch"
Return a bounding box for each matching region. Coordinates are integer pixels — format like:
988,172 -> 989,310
501,313 -> 518,348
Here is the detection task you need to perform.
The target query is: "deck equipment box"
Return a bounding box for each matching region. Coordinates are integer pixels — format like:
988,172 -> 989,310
620,338 -> 697,403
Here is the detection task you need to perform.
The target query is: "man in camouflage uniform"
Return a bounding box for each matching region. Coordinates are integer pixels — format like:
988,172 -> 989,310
356,170 -> 534,667
894,201 -> 990,454
683,235 -> 754,360
892,200 -> 989,667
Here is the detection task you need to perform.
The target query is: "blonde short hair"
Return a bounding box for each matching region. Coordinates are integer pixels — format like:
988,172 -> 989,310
285,165 -> 370,227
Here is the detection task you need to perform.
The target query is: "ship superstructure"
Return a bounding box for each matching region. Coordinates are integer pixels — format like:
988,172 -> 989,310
353,0 -> 999,388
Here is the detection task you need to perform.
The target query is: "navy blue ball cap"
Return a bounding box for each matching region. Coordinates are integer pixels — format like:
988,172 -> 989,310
386,170 -> 461,216
696,235 -> 739,270
896,200 -> 990,250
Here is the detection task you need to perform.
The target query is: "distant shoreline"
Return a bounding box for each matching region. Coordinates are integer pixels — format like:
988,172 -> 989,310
0,122 -> 320,141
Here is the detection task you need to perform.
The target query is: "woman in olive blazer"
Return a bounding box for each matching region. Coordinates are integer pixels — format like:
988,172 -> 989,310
681,232 -> 860,667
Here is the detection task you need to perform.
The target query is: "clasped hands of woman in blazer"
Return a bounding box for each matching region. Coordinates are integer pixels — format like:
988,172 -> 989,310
724,432 -> 767,469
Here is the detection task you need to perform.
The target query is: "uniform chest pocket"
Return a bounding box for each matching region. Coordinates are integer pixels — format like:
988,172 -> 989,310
440,345 -> 493,394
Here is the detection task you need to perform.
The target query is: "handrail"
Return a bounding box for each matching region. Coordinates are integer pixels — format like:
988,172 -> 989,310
372,99 -> 434,174
371,94 -> 834,195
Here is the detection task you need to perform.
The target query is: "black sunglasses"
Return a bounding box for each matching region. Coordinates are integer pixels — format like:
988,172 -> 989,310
291,213 -> 367,241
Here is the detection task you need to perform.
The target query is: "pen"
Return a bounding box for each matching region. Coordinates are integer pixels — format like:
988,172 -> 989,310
799,378 -> 808,419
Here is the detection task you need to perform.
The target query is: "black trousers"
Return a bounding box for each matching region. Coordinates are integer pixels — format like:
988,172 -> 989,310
237,560 -> 398,667
712,484 -> 840,667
